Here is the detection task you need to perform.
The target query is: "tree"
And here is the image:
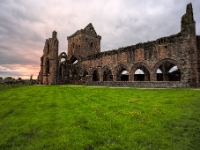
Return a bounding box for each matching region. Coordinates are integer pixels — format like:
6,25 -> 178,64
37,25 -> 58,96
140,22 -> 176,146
4,77 -> 15,84
4,77 -> 15,81
17,77 -> 22,81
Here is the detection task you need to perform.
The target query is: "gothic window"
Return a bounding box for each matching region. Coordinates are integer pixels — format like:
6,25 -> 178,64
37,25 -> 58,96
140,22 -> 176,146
156,62 -> 181,81
134,66 -> 150,81
116,66 -> 129,81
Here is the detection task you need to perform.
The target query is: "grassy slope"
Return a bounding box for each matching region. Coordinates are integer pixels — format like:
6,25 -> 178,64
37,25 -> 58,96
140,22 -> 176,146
0,85 -> 200,150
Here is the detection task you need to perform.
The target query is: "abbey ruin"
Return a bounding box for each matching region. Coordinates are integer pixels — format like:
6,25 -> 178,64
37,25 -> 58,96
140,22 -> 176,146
38,3 -> 200,87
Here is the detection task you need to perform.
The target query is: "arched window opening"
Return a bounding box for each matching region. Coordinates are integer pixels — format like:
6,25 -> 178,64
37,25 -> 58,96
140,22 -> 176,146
134,69 -> 145,81
73,43 -> 75,48
121,70 -> 129,81
156,69 -> 163,81
134,66 -> 150,81
70,56 -> 78,65
91,42 -> 93,48
117,67 -> 129,81
156,62 -> 181,81
168,66 -> 181,81
103,68 -> 113,81
73,60 -> 78,64
61,58 -> 65,63
92,70 -> 99,81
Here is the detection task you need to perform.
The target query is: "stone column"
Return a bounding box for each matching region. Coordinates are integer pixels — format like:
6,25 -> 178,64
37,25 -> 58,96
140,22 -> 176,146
100,74 -> 103,82
129,74 -> 134,81
150,72 -> 156,81
113,75 -> 117,81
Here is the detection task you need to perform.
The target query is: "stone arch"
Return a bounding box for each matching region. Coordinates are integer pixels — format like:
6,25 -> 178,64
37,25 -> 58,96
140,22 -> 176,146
152,58 -> 182,81
131,62 -> 150,81
102,66 -> 113,81
58,52 -> 68,81
58,52 -> 68,64
115,64 -> 129,81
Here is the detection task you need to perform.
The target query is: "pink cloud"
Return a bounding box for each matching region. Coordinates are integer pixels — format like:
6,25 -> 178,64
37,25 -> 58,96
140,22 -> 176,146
0,64 -> 40,79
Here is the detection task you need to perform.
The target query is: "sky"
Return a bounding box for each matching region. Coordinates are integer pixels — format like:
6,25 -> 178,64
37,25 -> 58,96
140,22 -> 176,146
0,0 -> 200,79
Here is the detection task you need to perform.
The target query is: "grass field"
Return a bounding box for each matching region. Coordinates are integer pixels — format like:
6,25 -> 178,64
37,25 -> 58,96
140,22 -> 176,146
0,85 -> 200,150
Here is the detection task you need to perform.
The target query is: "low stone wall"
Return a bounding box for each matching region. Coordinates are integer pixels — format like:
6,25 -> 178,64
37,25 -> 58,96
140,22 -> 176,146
86,81 -> 189,88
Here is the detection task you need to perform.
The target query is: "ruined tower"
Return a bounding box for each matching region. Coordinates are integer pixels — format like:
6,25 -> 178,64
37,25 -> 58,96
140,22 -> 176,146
181,3 -> 199,87
38,31 -> 59,84
67,23 -> 101,64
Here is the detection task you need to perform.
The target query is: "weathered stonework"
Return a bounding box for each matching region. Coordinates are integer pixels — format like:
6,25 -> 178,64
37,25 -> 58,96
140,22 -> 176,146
38,31 -> 58,85
86,81 -> 189,88
38,3 -> 200,87
67,23 -> 101,63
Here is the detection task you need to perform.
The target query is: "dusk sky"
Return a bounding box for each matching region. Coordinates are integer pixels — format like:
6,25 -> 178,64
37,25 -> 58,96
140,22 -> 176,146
0,0 -> 200,79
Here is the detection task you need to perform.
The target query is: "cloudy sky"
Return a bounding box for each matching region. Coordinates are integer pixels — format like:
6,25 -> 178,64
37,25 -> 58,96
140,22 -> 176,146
0,0 -> 200,79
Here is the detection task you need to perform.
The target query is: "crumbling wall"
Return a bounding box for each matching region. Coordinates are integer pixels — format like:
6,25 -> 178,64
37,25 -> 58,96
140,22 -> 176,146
86,81 -> 189,88
79,30 -> 190,84
38,31 -> 58,85
77,3 -> 199,87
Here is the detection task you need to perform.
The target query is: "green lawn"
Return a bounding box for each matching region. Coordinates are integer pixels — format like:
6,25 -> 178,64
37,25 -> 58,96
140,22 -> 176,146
0,85 -> 200,150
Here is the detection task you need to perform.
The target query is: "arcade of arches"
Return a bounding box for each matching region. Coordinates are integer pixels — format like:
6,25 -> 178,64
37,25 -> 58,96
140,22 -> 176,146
90,60 -> 181,82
